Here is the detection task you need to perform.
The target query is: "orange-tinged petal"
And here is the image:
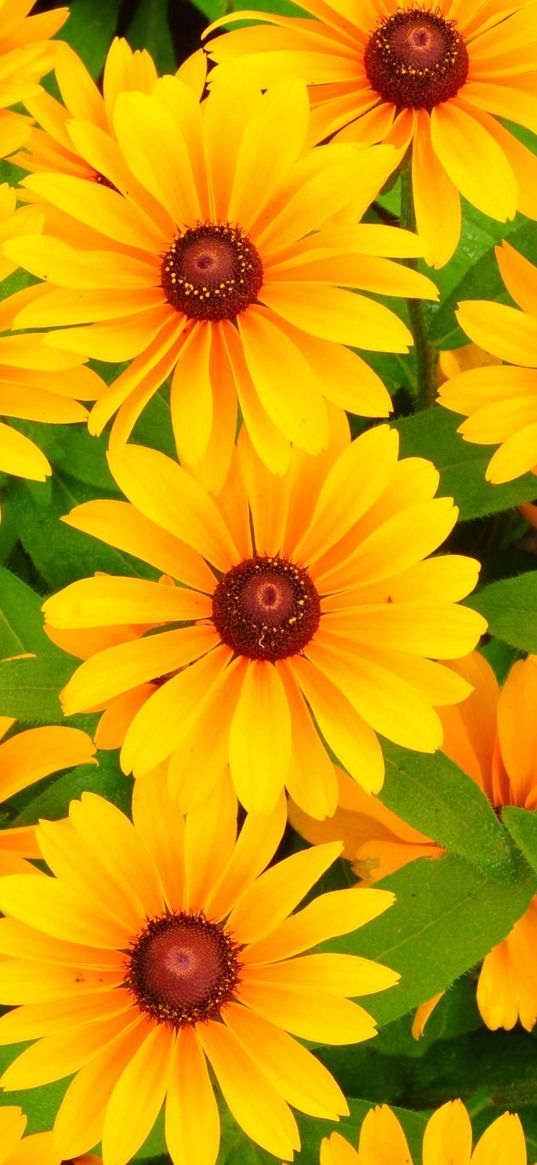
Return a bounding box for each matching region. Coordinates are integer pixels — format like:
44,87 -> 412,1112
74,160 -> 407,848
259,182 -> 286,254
261,281 -> 414,351
422,1099 -> 472,1165
120,644 -> 232,776
0,875 -> 129,949
224,1002 -> 348,1119
280,664 -> 339,819
229,660 -> 292,813
496,241 -> 537,317
237,978 -> 377,1044
168,662 -> 244,813
53,1018 -> 149,1159
170,320 -> 213,466
242,886 -> 394,965
0,959 -> 121,1004
0,987 -> 132,1042
43,574 -> 211,628
57,624 -> 217,714
183,777 -> 237,912
113,89 -> 203,224
62,499 -> 216,593
238,304 -> 329,453
204,792 -> 286,920
486,423 -> 537,482
228,78 -> 309,230
198,1019 -> 300,1160
430,100 -> 517,220
286,655 -> 385,793
227,840 -> 342,945
1,1011 -> 134,1090
497,656 -> 537,806
358,1105 -> 413,1165
245,951 -> 399,996
131,773 -> 185,912
0,420 -> 50,481
101,1024 -> 173,1165
165,1027 -> 220,1165
0,725 -> 95,801
0,1108 -> 26,1165
294,425 -> 399,565
412,108 -> 461,268
321,1131 -> 360,1165
108,443 -> 239,570
22,171 -> 166,250
471,1113 -> 527,1165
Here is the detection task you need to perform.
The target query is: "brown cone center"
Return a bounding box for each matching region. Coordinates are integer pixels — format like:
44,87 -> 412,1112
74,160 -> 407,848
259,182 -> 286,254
124,912 -> 241,1027
161,222 -> 263,322
364,8 -> 469,110
212,555 -> 321,662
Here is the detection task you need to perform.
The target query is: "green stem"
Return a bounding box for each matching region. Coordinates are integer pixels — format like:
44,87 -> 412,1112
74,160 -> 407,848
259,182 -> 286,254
400,166 -> 438,411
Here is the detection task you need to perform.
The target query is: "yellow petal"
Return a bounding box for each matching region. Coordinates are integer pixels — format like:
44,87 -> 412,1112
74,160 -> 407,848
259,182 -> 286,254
229,660 -> 292,813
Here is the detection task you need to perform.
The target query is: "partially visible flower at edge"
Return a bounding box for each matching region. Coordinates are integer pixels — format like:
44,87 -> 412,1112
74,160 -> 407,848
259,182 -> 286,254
320,1100 -> 530,1165
292,651 -> 537,1033
0,776 -> 398,1165
42,414 -> 485,817
204,0 -> 537,267
438,242 -> 537,484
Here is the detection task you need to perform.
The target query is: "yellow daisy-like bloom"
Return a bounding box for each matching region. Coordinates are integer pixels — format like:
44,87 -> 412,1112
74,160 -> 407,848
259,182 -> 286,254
42,413 -> 485,816
206,0 -> 537,267
1,73 -> 437,488
321,1100 -> 530,1165
438,242 -> 537,483
0,716 -> 96,875
0,0 -> 67,159
0,778 -> 398,1165
10,37 -> 206,188
293,651 -> 537,1032
0,1105 -> 62,1165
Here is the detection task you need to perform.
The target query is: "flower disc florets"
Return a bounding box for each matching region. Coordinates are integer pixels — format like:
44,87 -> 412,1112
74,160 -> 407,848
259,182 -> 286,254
124,911 -> 241,1027
212,554 -> 321,662
161,222 -> 264,321
364,7 -> 469,110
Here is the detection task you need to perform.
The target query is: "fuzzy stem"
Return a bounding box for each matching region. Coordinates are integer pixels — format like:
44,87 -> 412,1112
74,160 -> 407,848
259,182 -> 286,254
400,165 -> 438,410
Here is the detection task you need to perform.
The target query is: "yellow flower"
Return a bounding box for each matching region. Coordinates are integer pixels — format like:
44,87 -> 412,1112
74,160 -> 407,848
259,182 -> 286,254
321,1100 -> 530,1165
0,778 -> 397,1165
2,73 -> 437,488
43,415 -> 485,816
438,242 -> 537,482
0,717 -> 96,874
0,1105 -> 62,1165
10,37 -> 206,189
0,0 -> 67,158
294,651 -> 537,1032
206,0 -> 537,267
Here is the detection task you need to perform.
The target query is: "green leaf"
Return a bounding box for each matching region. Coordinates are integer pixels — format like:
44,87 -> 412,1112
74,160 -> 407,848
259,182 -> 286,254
380,741 -> 515,881
14,749 -> 132,825
6,472 -> 157,590
62,0 -> 123,78
194,0 -> 304,18
325,849 -> 536,1027
47,427 -> 117,491
465,572 -> 537,652
502,806 -> 537,879
393,408 -> 537,520
0,567 -> 52,658
126,0 -> 177,73
0,655 -> 74,723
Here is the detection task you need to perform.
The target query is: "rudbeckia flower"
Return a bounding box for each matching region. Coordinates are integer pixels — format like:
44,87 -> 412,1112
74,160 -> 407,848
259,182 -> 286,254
0,1105 -> 62,1165
0,778 -> 398,1165
321,1100 -> 529,1165
0,0 -> 67,158
0,717 -> 96,875
438,242 -> 537,483
43,413 -> 485,816
2,74 -> 437,488
293,651 -> 537,1032
0,181 -> 105,484
205,0 -> 537,267
10,37 -> 206,188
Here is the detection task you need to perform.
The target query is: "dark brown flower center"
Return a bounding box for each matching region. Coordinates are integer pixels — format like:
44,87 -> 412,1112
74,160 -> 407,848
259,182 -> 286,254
124,911 -> 241,1027
212,555 -> 321,662
364,8 -> 469,110
161,222 -> 263,321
